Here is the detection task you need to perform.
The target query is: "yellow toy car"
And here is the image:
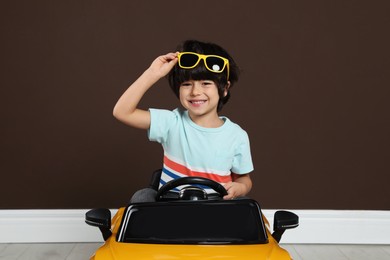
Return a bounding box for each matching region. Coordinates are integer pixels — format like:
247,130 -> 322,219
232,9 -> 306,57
86,176 -> 298,259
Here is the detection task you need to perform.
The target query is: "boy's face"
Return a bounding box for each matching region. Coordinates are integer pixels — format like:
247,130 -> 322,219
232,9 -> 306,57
179,79 -> 226,122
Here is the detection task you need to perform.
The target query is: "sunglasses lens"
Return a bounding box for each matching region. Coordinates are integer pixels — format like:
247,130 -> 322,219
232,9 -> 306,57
205,57 -> 225,72
180,53 -> 199,68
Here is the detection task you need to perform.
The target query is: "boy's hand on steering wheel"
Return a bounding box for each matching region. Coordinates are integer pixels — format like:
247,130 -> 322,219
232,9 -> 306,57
223,181 -> 246,200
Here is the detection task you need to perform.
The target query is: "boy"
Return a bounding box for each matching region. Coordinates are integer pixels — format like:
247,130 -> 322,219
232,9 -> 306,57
113,40 -> 253,201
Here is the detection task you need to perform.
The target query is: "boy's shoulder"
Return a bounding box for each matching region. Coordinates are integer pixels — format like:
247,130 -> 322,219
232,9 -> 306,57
222,116 -> 247,132
150,107 -> 183,118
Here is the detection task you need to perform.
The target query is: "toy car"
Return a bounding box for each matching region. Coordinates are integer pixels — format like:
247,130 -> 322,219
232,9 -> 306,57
86,174 -> 298,259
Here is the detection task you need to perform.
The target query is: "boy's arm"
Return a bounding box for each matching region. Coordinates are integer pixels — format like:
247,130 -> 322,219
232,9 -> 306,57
113,52 -> 178,129
223,174 -> 252,200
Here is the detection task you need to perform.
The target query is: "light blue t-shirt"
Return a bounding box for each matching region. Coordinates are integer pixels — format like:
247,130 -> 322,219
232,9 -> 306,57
148,108 -> 254,189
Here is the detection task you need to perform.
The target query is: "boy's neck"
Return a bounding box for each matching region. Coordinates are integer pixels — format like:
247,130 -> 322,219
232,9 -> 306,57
188,112 -> 224,128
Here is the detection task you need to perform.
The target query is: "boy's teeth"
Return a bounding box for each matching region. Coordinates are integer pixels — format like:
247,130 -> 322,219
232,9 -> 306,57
191,100 -> 205,104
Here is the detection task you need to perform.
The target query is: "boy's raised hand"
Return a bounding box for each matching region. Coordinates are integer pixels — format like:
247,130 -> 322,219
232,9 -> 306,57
113,52 -> 178,130
147,52 -> 178,79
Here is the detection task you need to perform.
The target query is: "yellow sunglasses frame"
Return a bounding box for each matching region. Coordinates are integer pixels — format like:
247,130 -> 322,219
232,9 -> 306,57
177,52 -> 230,80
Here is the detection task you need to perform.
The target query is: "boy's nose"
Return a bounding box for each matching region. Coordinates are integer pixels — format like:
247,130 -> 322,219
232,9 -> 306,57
190,83 -> 202,95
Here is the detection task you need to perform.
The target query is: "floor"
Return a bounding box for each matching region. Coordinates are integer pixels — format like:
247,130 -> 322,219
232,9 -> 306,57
0,243 -> 389,259
285,244 -> 390,260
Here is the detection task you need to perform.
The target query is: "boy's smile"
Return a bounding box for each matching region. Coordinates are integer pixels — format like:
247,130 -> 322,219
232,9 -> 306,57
189,99 -> 207,107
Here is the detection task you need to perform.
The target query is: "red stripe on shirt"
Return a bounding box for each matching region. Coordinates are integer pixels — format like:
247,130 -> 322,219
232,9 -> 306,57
163,155 -> 232,183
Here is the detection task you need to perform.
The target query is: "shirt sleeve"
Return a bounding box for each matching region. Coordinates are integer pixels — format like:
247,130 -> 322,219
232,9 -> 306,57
147,108 -> 177,144
231,132 -> 254,174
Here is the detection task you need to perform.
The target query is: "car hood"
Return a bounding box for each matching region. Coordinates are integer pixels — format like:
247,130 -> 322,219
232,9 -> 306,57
93,240 -> 290,260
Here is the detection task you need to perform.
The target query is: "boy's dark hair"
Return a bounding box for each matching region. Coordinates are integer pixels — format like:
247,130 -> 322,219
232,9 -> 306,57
168,40 -> 240,112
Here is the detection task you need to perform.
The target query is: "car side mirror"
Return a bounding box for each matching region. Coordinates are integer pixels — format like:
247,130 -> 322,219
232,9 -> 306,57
85,208 -> 112,241
272,210 -> 299,243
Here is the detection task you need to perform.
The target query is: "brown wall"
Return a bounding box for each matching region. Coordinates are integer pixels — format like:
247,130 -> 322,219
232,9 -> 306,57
1,1 -> 389,210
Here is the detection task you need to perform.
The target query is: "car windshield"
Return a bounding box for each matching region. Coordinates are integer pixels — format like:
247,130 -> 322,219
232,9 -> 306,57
117,199 -> 268,245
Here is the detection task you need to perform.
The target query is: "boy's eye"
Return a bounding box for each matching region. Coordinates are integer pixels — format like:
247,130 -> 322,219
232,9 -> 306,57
202,81 -> 214,86
180,82 -> 192,87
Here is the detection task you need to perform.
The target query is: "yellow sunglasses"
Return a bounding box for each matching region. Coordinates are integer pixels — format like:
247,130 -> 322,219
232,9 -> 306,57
177,52 -> 230,80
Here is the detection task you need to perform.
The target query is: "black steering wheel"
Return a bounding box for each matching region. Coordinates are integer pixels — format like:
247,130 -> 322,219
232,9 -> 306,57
156,177 -> 228,201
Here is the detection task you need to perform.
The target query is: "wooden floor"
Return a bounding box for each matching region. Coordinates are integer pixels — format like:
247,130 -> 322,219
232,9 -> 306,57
0,243 -> 389,259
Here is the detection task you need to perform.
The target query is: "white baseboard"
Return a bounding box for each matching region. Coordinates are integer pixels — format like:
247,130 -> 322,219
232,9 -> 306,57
263,210 -> 390,244
0,209 -> 389,244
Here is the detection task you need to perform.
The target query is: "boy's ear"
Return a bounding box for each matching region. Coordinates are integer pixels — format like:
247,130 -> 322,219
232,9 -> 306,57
223,81 -> 231,97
